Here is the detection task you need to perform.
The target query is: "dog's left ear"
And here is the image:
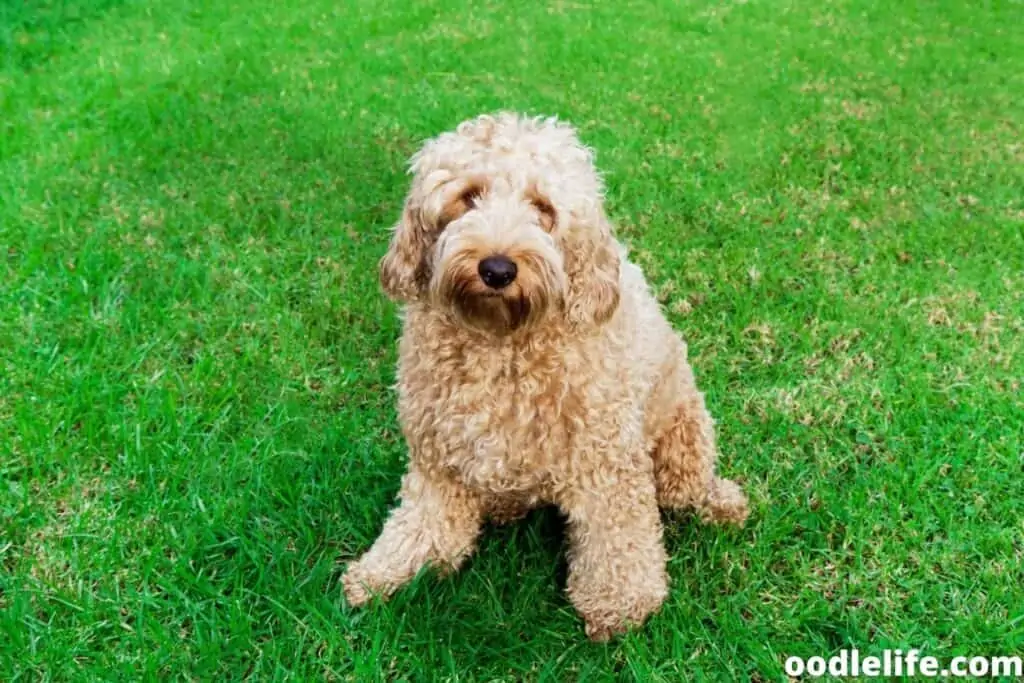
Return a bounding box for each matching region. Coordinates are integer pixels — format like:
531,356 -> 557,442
563,212 -> 621,328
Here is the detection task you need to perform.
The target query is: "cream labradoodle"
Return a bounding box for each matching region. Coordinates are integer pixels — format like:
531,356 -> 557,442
343,112 -> 749,640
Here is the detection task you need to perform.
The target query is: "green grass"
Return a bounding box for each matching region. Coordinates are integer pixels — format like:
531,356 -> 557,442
2,0 -> 1022,679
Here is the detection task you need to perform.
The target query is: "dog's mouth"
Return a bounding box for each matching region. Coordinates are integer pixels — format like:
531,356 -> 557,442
431,247 -> 563,335
455,290 -> 533,332
436,270 -> 540,334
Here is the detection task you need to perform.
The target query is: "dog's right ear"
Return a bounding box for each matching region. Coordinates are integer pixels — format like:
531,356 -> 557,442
379,199 -> 429,302
379,174 -> 483,301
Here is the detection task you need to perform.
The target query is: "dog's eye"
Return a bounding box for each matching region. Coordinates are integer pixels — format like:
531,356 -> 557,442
438,183 -> 484,229
459,183 -> 484,206
529,194 -> 557,232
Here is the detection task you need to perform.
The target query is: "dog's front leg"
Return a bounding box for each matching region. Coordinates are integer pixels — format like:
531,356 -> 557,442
559,463 -> 669,641
342,464 -> 484,607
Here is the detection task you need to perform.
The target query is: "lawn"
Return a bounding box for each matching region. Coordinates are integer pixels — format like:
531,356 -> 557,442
1,0 -> 1022,679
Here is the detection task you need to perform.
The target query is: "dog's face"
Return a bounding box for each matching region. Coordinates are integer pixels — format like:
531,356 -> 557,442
413,176 -> 567,333
379,114 -> 621,335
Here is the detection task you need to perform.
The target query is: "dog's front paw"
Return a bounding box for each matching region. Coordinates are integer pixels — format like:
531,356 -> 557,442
572,574 -> 668,642
341,564 -> 378,608
583,615 -> 631,642
579,591 -> 666,642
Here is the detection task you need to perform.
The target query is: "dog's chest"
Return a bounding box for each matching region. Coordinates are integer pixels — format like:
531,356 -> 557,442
399,337 -> 579,494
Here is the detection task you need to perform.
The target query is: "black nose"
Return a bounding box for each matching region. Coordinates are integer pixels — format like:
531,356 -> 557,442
478,255 -> 518,289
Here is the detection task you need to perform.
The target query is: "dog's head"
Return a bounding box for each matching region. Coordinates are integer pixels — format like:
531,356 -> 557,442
379,113 -> 620,335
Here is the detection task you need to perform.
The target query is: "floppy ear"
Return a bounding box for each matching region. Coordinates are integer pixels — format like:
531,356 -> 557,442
379,199 -> 430,302
563,212 -> 621,327
379,175 -> 485,302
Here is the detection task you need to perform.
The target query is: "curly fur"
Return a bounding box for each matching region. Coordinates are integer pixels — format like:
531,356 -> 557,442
344,112 -> 749,640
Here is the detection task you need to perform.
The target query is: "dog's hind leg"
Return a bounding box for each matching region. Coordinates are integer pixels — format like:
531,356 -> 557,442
651,371 -> 749,525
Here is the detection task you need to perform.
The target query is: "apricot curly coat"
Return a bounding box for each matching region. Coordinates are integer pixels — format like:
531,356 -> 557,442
343,112 -> 749,640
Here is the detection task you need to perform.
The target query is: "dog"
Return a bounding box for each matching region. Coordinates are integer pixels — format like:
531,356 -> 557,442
343,112 -> 749,640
